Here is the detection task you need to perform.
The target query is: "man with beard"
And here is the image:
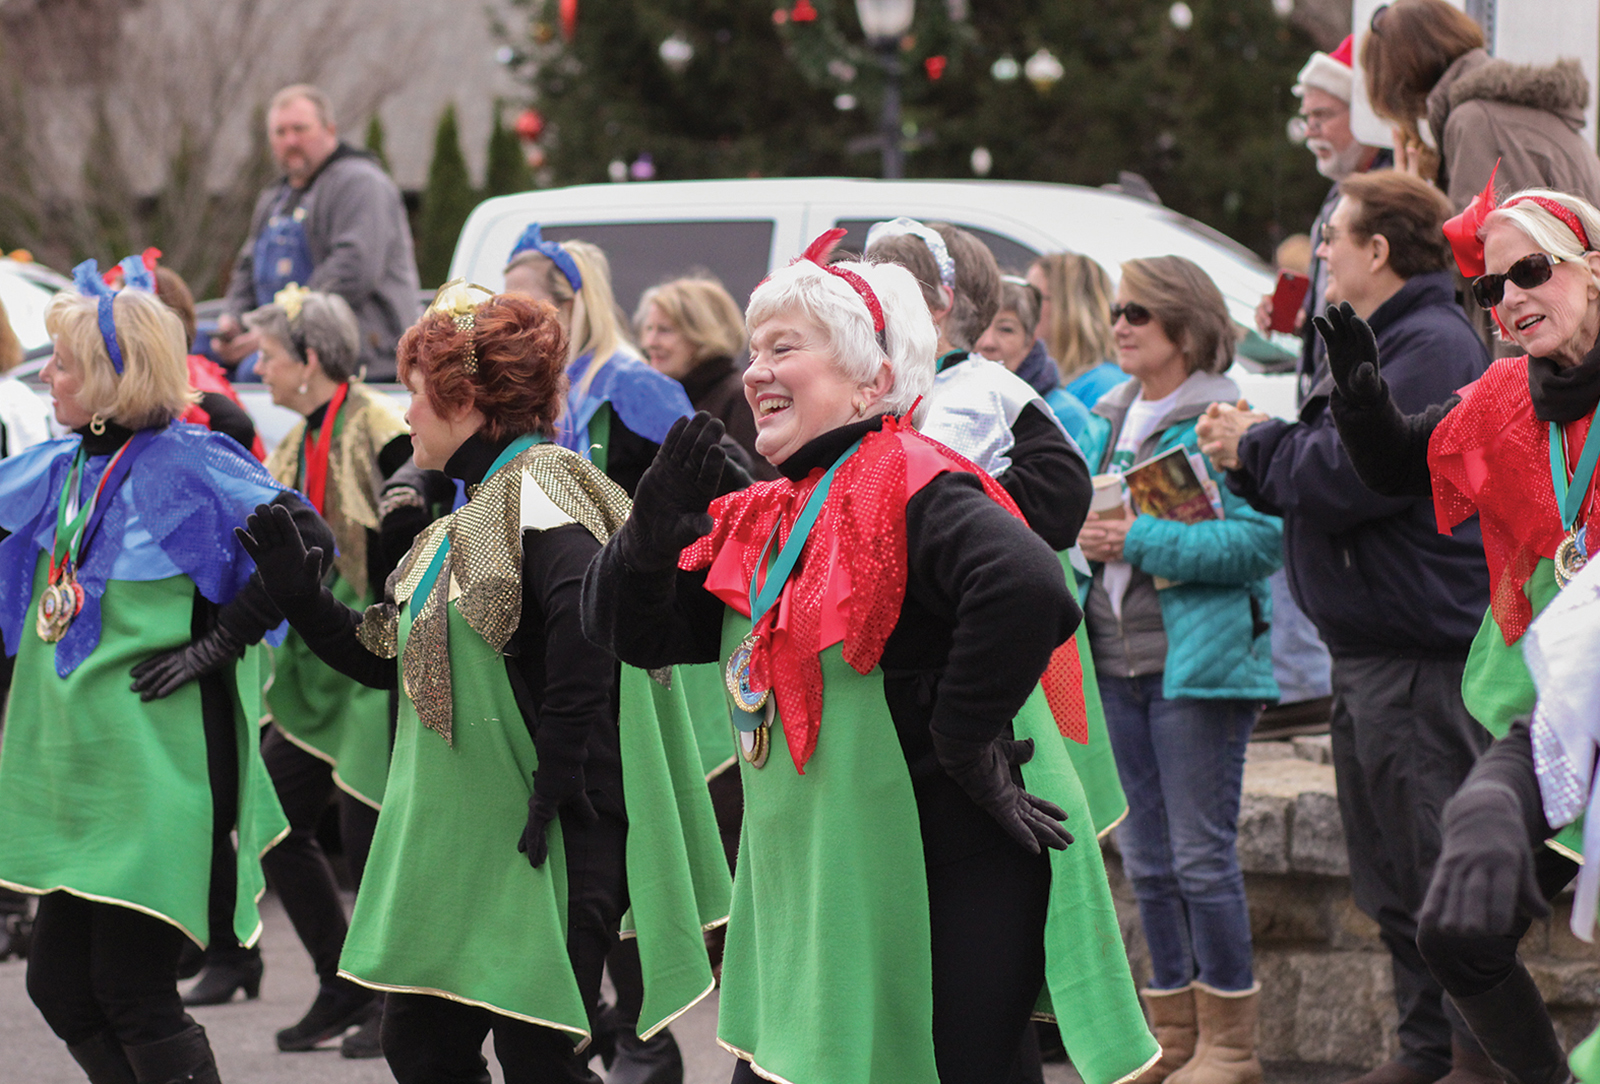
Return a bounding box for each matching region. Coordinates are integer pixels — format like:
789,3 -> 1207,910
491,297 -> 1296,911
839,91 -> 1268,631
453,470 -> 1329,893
1256,37 -> 1388,399
213,85 -> 419,382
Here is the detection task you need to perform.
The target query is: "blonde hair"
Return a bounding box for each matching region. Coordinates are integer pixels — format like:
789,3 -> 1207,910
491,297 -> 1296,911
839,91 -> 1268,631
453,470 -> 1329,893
1119,256 -> 1237,375
1031,253 -> 1116,382
44,289 -> 197,428
270,84 -> 336,129
746,258 -> 935,416
0,297 -> 21,374
1486,189 -> 1600,269
635,277 -> 747,366
506,241 -> 640,399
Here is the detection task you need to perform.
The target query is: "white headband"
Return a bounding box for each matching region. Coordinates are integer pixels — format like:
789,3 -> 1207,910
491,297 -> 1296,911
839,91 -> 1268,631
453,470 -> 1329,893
866,217 -> 956,290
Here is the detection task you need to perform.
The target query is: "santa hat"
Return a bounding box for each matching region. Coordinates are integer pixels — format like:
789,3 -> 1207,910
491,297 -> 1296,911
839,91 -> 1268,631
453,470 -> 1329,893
1294,35 -> 1353,101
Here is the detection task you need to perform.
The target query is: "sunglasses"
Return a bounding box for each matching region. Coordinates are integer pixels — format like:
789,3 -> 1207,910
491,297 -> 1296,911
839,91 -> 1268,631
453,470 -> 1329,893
1110,302 -> 1153,327
1470,252 -> 1558,310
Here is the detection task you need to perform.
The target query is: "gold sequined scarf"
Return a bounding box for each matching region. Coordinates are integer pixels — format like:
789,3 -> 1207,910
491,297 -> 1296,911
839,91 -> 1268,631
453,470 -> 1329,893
355,442 -> 631,743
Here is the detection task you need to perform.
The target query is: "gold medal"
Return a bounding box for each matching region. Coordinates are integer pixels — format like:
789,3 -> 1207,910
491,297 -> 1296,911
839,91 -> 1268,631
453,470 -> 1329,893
724,634 -> 769,713
735,712 -> 772,770
726,634 -> 773,769
1555,530 -> 1588,589
36,571 -> 83,643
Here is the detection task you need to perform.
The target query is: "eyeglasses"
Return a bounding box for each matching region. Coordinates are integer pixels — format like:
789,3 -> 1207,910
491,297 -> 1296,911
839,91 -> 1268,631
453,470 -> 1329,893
1319,223 -> 1342,246
1299,106 -> 1346,135
1369,4 -> 1389,34
1110,302 -> 1153,327
1471,252 -> 1558,309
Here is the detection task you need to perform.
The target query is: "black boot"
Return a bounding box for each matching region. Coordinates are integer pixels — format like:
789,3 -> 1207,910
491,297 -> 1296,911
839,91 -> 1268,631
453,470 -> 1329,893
67,1030 -> 137,1084
123,1024 -> 222,1084
1450,964 -> 1572,1084
275,979 -> 376,1051
608,1029 -> 683,1084
182,945 -> 262,1006
339,1003 -> 385,1059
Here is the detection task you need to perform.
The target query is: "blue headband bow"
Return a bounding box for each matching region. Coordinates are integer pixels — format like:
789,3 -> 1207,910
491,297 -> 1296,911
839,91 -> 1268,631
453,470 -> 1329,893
507,223 -> 583,294
71,256 -> 155,376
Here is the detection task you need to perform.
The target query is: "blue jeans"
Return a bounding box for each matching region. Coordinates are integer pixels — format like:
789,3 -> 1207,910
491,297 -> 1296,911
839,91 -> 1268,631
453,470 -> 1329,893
1100,673 -> 1256,992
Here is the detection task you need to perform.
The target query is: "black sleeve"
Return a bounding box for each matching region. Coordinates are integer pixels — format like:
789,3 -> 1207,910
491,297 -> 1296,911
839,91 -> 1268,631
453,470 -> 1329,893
994,401 -> 1094,550
198,392 -> 258,454
378,461 -> 453,579
905,471 -> 1081,743
216,491 -> 336,645
604,415 -> 659,498
1329,385 -> 1458,498
503,525 -> 617,769
1457,719 -> 1553,846
364,434 -> 421,591
376,433 -> 413,480
581,534 -> 727,670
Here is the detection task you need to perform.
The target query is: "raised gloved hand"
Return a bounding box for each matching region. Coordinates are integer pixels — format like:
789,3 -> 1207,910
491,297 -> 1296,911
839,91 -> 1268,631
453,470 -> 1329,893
517,759 -> 599,868
1420,782 -> 1549,936
616,412 -> 728,573
931,733 -> 1074,854
129,625 -> 246,701
234,503 -> 325,615
1312,302 -> 1385,408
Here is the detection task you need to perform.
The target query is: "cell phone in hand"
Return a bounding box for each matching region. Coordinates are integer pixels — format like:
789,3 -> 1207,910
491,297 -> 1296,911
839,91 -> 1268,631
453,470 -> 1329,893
1268,271 -> 1310,334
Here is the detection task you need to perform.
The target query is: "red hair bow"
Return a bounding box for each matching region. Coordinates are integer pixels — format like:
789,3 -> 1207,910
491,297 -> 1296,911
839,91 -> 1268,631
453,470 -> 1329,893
1443,162 -> 1499,278
797,228 -> 886,335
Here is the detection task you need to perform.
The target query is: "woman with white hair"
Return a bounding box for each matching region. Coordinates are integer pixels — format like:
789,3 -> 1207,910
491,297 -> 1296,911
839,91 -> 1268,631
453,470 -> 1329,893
582,232 -> 1157,1084
1322,183 -> 1600,1084
0,258 -> 332,1084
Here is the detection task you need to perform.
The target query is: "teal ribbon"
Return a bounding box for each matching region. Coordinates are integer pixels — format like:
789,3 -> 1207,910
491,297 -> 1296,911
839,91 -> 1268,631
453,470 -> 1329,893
413,434 -> 546,612
747,439 -> 862,628
1549,421 -> 1600,533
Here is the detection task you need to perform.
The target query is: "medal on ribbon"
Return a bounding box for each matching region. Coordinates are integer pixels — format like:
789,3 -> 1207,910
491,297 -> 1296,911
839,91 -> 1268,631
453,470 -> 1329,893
727,439 -> 862,768
1549,419 -> 1600,589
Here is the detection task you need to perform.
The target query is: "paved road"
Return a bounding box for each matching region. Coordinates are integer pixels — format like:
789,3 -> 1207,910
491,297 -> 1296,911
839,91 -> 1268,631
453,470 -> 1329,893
4,892 -> 1361,1083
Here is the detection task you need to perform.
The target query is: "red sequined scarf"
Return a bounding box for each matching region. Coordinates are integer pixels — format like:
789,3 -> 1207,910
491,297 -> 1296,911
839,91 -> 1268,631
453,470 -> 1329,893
1429,354 -> 1597,643
679,417 -> 1086,773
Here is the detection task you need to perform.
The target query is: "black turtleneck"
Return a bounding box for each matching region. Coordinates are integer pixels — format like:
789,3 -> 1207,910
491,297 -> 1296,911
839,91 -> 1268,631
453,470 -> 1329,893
281,431 -> 621,808
1528,327 -> 1600,423
582,418 -> 1081,860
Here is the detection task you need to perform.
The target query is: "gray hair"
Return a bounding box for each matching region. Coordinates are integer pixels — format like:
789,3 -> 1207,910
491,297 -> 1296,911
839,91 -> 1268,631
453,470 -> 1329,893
1486,188 -> 1600,267
269,84 -> 336,129
745,257 -> 935,415
245,290 -> 361,381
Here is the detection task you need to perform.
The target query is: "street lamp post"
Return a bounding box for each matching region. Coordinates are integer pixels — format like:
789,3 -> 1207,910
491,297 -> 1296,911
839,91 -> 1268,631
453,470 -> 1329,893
854,0 -> 915,179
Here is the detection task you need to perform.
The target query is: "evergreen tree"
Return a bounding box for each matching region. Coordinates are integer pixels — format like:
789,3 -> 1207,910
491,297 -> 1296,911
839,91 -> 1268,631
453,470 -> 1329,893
483,109 -> 533,198
507,0 -> 1328,257
416,104 -> 475,288
365,112 -> 390,172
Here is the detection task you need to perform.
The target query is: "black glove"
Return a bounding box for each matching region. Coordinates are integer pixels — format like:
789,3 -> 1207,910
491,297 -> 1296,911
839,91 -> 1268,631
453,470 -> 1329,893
235,503 -> 325,616
517,759 -> 599,868
1312,301 -> 1385,408
129,625 -> 246,701
1420,781 -> 1550,937
930,732 -> 1074,854
616,412 -> 728,573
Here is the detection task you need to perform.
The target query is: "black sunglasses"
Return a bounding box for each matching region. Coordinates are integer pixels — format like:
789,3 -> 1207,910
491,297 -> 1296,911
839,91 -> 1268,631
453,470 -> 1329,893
1471,252 -> 1558,310
1110,302 -> 1153,327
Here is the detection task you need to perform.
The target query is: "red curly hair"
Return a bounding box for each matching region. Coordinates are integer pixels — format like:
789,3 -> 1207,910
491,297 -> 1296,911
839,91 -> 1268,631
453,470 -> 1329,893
397,295 -> 568,441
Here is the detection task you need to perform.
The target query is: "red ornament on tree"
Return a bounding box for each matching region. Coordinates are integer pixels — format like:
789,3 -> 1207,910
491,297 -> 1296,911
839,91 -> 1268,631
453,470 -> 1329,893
791,0 -> 818,21
514,108 -> 545,142
559,0 -> 577,41
924,55 -> 947,80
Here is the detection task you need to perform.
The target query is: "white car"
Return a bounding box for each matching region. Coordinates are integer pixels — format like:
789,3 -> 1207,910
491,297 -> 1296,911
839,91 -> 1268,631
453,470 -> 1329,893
450,177 -> 1302,419
1,257 -> 72,373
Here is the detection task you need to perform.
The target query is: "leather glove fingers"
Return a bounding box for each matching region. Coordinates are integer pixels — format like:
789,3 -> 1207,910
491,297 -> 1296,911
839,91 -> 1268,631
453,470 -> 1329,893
129,625 -> 245,701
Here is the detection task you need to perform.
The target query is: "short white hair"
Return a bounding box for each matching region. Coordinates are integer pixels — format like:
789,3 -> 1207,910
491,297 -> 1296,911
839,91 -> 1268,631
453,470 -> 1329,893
1485,188 -> 1600,266
745,258 -> 935,415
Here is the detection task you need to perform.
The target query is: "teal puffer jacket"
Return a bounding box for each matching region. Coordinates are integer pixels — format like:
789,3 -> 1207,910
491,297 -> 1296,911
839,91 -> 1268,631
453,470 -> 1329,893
1080,403 -> 1282,702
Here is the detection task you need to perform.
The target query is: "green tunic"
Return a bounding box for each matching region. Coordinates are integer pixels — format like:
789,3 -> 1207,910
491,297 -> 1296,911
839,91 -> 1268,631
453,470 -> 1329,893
1460,559 -> 1583,859
0,562 -> 288,946
1060,553 -> 1128,838
265,572 -> 390,807
714,615 -> 1159,1084
340,567 -> 729,1039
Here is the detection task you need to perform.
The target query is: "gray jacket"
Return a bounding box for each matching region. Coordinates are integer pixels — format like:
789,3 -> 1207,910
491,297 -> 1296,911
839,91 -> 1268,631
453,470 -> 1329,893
226,145 -> 420,380
1084,371 -> 1241,679
1428,49 -> 1600,212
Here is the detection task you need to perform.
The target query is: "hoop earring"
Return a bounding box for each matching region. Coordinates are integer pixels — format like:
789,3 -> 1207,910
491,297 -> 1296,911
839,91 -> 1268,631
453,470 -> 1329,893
90,414 -> 106,435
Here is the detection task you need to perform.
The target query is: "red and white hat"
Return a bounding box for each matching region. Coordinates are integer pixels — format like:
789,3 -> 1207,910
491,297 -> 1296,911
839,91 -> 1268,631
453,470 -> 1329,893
1294,34 -> 1354,101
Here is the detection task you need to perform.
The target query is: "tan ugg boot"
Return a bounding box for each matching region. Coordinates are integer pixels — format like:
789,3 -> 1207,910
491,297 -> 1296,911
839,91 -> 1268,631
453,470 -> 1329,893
1132,985 -> 1197,1083
1167,983 -> 1262,1084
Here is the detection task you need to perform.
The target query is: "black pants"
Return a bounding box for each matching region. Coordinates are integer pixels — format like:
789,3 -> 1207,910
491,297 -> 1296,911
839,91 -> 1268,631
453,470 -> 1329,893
380,801 -> 628,1083
27,893 -> 193,1047
1329,654 -> 1487,1075
731,841 -> 1050,1084
257,724 -> 380,984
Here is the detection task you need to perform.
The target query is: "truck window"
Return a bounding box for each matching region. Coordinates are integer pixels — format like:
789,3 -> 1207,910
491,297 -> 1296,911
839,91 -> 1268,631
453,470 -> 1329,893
832,220 -> 1041,276
538,221 -> 775,317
